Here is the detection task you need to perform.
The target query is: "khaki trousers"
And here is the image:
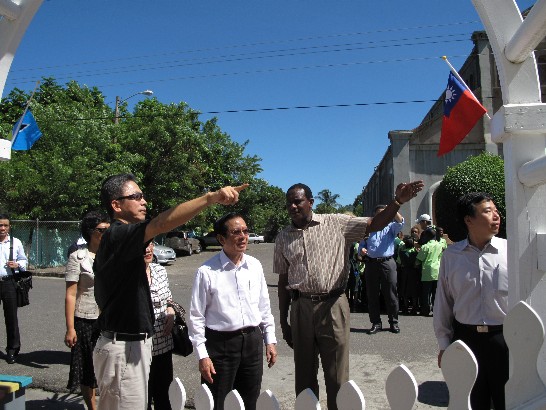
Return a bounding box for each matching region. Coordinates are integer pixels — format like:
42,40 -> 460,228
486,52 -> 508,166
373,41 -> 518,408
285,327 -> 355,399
291,294 -> 350,410
93,334 -> 153,410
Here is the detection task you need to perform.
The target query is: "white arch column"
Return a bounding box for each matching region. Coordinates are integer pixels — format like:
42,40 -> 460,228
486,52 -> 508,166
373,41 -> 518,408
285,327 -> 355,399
0,0 -> 43,98
472,0 -> 546,404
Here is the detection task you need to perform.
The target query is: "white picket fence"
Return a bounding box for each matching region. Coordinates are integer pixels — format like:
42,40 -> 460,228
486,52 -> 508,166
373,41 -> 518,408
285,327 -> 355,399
168,301 -> 545,410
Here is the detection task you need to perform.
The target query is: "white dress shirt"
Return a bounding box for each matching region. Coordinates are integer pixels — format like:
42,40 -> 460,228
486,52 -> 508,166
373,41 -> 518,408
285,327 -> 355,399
0,235 -> 28,277
189,250 -> 277,360
433,236 -> 508,350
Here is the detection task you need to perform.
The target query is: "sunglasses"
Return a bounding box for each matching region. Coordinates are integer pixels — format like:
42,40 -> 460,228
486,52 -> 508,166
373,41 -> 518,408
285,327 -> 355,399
115,192 -> 145,201
94,227 -> 108,234
229,228 -> 249,237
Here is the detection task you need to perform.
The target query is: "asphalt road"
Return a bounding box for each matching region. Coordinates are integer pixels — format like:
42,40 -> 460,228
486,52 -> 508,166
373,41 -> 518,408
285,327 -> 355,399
1,243 -> 449,409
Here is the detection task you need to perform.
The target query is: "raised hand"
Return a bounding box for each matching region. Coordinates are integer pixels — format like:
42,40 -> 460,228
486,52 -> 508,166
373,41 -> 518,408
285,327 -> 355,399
395,180 -> 424,204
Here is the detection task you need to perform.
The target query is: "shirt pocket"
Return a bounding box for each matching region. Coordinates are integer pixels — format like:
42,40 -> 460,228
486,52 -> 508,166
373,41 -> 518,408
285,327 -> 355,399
493,264 -> 509,294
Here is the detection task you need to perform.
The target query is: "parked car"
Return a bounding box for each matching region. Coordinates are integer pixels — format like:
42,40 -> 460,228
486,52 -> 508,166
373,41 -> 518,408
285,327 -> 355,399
248,233 -> 265,244
152,242 -> 176,265
164,231 -> 202,255
197,231 -> 220,250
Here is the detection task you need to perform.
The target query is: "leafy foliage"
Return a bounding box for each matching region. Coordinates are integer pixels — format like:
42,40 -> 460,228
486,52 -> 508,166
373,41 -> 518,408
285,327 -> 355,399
314,189 -> 340,214
435,152 -> 505,241
0,78 -> 285,236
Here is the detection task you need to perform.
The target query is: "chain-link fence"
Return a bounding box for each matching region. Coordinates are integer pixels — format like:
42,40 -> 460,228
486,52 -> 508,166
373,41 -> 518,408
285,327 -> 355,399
11,219 -> 81,269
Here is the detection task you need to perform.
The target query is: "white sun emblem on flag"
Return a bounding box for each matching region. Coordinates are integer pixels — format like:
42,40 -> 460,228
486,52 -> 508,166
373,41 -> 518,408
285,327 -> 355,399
445,85 -> 457,104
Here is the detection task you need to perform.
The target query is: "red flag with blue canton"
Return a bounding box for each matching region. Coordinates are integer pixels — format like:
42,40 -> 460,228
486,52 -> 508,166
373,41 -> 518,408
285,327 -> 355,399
438,72 -> 486,156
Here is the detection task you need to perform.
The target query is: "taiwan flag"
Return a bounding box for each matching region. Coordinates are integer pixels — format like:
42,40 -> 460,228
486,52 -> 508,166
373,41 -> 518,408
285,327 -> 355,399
438,72 -> 487,156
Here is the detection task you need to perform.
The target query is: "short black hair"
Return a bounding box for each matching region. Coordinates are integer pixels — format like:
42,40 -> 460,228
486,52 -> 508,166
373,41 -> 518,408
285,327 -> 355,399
100,174 -> 137,218
456,192 -> 494,232
81,210 -> 110,242
214,212 -> 245,237
0,213 -> 10,221
286,183 -> 313,200
403,236 -> 414,248
419,227 -> 437,246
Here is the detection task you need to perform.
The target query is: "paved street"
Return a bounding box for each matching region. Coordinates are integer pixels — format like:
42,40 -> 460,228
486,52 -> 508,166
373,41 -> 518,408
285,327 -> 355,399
1,243 -> 448,409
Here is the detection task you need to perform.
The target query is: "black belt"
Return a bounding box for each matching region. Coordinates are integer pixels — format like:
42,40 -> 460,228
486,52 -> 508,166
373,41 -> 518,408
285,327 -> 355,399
455,321 -> 503,333
205,326 -> 258,338
101,330 -> 148,341
292,287 -> 345,302
366,255 -> 393,262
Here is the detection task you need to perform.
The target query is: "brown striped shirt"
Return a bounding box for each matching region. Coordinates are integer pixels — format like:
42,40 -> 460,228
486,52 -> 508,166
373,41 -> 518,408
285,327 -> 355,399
273,213 -> 369,293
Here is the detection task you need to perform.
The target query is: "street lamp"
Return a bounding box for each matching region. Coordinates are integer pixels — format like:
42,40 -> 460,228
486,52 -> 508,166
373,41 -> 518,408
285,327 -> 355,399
114,89 -> 154,124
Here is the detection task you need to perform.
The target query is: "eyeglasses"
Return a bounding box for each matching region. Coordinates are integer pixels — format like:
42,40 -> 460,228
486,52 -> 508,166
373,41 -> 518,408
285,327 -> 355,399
229,228 -> 249,237
115,192 -> 145,201
94,227 -> 108,234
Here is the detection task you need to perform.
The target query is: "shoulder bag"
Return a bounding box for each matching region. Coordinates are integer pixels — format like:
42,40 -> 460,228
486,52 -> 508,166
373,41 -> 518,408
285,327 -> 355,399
168,300 -> 193,357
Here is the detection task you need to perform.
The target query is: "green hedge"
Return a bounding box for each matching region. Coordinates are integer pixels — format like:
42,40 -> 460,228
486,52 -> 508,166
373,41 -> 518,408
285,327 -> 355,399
435,152 -> 505,242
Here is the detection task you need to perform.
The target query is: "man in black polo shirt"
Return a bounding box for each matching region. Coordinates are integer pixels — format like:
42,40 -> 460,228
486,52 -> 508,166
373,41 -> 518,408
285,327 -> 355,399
93,174 -> 246,409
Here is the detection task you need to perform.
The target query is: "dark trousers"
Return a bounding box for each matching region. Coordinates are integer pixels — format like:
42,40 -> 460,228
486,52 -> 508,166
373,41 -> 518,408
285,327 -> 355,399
204,327 -> 263,410
291,294 -> 349,410
453,321 -> 509,410
148,350 -> 173,410
0,278 -> 20,355
365,258 -> 399,324
419,280 -> 437,315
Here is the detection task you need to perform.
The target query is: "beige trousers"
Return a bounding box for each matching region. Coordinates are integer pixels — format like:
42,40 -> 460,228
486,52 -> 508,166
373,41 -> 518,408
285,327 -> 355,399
93,334 -> 153,410
291,294 -> 350,410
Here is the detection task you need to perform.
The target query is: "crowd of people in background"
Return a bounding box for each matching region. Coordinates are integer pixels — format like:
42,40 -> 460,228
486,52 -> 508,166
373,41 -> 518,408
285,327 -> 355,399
346,214 -> 450,321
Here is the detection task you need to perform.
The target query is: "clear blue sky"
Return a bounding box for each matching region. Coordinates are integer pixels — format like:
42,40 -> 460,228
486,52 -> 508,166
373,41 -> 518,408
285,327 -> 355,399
3,0 -> 535,205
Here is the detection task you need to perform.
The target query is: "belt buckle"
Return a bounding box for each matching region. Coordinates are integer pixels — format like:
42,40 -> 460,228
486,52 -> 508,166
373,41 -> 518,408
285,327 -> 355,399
311,294 -> 322,302
477,325 -> 489,333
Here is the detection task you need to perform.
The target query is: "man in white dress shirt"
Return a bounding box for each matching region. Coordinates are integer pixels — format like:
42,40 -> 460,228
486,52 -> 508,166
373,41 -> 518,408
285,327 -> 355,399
433,192 -> 508,410
189,213 -> 277,410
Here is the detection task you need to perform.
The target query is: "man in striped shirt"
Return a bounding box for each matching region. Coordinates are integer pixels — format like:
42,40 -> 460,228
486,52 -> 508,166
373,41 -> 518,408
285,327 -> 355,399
274,180 -> 423,410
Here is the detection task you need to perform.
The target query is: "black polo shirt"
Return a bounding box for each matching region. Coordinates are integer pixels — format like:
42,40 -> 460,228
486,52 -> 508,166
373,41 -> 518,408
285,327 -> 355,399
94,219 -> 154,335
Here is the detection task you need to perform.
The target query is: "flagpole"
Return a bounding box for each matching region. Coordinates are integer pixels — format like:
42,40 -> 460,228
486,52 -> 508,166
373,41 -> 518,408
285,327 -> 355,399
11,80 -> 41,141
442,56 -> 491,120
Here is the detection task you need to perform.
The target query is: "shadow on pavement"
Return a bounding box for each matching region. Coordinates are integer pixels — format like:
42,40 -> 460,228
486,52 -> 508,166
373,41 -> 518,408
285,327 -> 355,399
3,350 -> 70,369
27,392 -> 86,409
418,380 -> 449,407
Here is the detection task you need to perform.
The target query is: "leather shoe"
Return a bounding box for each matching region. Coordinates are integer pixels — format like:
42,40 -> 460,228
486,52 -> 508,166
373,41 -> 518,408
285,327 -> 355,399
368,323 -> 382,335
6,354 -> 16,364
390,323 -> 400,334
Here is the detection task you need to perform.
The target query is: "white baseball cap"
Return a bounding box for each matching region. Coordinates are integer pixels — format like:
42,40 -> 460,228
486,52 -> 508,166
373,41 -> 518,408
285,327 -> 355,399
416,214 -> 432,223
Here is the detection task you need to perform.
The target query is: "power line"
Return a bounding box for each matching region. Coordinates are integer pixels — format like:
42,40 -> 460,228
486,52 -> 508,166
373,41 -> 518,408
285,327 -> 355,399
11,20 -> 480,73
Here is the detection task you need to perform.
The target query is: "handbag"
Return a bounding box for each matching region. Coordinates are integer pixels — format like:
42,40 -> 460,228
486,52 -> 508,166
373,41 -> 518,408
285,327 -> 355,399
10,235 -> 32,308
15,273 -> 32,307
169,300 -> 193,357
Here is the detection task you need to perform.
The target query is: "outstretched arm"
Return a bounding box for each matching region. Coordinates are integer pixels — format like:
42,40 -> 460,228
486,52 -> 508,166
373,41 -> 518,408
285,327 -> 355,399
145,184 -> 248,242
367,180 -> 424,233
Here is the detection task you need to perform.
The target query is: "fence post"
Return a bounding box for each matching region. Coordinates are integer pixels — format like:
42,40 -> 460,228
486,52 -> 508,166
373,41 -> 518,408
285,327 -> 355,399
35,218 -> 39,268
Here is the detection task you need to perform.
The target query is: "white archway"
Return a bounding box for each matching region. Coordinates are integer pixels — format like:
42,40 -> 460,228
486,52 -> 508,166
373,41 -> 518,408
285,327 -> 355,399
0,0 -> 43,98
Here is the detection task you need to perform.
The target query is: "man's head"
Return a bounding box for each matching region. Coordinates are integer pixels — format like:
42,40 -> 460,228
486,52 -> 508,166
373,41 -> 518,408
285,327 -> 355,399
214,212 -> 248,258
0,213 -> 10,241
456,192 -> 500,241
101,174 -> 147,222
416,214 -> 432,230
373,204 -> 387,216
286,183 -> 314,228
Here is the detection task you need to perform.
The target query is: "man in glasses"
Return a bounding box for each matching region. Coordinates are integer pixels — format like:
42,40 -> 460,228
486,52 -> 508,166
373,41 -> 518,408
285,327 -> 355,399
274,181 -> 423,410
0,214 -> 28,364
188,213 -> 277,410
93,174 -> 246,410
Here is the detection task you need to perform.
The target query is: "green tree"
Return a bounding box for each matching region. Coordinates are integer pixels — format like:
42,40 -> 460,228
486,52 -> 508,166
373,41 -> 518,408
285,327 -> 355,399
435,152 -> 505,242
0,78 -> 282,231
315,189 -> 340,214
